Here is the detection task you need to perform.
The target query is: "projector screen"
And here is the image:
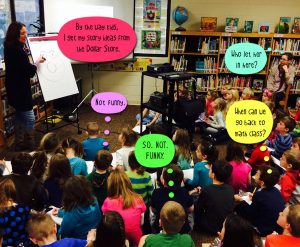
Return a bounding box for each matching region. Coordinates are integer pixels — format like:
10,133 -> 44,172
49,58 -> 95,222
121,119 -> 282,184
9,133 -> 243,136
43,0 -> 134,59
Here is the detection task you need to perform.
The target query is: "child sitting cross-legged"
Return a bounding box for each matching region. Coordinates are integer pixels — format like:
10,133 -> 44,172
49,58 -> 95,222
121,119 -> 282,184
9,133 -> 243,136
235,166 -> 285,236
82,122 -> 109,161
27,213 -> 87,247
194,160 -> 235,234
151,164 -> 194,234
138,201 -> 195,247
279,150 -> 300,204
265,116 -> 296,159
265,204 -> 300,247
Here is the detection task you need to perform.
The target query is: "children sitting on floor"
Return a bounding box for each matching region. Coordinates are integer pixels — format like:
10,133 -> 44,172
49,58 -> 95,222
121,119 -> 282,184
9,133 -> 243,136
265,204 -> 300,247
226,141 -> 252,194
115,127 -> 138,171
195,160 -> 234,234
172,128 -> 193,170
61,137 -> 88,176
235,166 -> 285,236
292,137 -> 300,151
52,176 -> 101,239
247,141 -> 270,175
265,116 -> 296,159
185,140 -> 218,190
279,150 -> 300,204
151,164 -> 194,234
82,122 -> 109,161
139,201 -> 195,247
217,214 -> 257,247
27,213 -> 87,247
86,150 -> 112,209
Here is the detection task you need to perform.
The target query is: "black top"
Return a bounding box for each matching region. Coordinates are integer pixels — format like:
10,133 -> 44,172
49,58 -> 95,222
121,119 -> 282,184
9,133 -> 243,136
4,42 -> 37,111
3,174 -> 47,210
235,187 -> 285,236
151,186 -> 193,233
195,183 -> 235,234
43,177 -> 63,208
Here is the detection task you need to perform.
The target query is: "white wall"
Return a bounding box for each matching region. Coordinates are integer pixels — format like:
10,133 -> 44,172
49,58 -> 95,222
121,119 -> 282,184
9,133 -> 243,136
72,0 -> 300,105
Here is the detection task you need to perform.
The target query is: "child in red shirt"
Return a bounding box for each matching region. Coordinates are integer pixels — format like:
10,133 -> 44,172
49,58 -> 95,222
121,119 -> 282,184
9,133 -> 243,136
265,204 -> 300,247
247,142 -> 270,175
279,150 -> 300,204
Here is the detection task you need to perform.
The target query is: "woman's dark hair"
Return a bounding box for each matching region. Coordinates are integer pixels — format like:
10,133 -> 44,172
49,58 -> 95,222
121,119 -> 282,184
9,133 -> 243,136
222,214 -> 255,247
48,154 -> 72,187
62,175 -> 95,211
94,211 -> 126,247
30,151 -> 48,181
199,140 -> 218,164
225,141 -> 245,163
128,151 -> 145,175
4,21 -> 25,49
11,152 -> 33,175
61,137 -> 83,157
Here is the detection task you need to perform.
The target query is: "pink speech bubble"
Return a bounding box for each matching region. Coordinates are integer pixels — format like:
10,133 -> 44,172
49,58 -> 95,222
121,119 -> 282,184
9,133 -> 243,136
57,17 -> 136,62
91,92 -> 127,114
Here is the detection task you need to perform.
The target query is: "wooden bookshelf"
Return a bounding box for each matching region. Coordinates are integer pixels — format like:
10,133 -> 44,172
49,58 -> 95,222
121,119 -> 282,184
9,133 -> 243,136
169,31 -> 300,94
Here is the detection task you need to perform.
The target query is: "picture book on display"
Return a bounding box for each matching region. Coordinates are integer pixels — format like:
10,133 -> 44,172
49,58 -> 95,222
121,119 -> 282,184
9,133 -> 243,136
201,17 -> 217,32
225,18 -> 239,32
278,17 -> 292,34
258,22 -> 270,33
244,21 -> 253,33
292,17 -> 300,34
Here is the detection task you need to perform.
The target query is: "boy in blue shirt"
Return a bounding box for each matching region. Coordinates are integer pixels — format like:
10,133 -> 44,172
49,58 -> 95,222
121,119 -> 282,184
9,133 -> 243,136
27,213 -> 87,247
82,122 -> 109,161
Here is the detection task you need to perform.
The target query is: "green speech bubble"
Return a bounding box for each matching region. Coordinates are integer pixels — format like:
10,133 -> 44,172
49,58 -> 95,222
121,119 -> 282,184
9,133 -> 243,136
135,134 -> 175,168
225,43 -> 267,74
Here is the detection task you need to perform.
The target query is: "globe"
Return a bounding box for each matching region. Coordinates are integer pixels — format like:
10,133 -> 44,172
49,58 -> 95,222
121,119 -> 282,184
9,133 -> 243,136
172,6 -> 188,31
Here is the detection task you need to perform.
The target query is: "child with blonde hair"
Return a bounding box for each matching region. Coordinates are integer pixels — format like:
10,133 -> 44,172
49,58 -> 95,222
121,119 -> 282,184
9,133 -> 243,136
82,122 -> 109,161
220,84 -> 231,100
138,201 -> 195,247
102,170 -> 146,247
27,213 -> 87,246
205,98 -> 227,134
172,128 -> 193,170
241,87 -> 254,100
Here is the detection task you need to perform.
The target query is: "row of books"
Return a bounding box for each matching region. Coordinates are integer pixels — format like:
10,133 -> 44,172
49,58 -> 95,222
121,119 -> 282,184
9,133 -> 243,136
31,84 -> 42,99
217,75 -> 264,91
2,96 -> 15,117
220,38 -> 272,53
271,39 -> 300,55
197,38 -> 219,54
195,58 -> 217,73
291,79 -> 300,94
170,37 -> 186,53
196,76 -> 216,91
171,56 -> 188,71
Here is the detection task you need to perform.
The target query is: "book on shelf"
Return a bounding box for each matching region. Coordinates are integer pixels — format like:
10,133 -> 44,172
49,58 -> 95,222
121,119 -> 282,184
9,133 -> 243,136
258,22 -> 270,34
196,76 -> 216,91
200,17 -> 217,32
225,18 -> 239,32
292,17 -> 300,34
278,17 -> 292,34
197,37 -> 219,54
195,57 -> 217,73
171,56 -> 188,71
252,79 -> 264,92
272,38 -> 300,55
244,21 -> 253,33
291,79 -> 300,94
170,37 -> 186,53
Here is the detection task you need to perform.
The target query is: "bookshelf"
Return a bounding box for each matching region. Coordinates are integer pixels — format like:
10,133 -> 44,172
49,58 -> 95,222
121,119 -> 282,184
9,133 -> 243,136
169,31 -> 300,95
0,71 -> 51,148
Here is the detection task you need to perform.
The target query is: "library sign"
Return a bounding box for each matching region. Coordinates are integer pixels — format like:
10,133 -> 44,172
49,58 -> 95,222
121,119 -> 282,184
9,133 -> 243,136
57,17 -> 136,62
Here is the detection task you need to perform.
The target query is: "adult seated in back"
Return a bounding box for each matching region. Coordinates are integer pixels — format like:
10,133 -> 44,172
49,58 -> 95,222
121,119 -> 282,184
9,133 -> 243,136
267,52 -> 295,109
3,152 -> 47,211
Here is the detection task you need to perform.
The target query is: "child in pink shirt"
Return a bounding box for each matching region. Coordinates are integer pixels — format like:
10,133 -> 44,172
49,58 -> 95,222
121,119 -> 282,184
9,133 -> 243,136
226,141 -> 252,193
102,170 -> 146,247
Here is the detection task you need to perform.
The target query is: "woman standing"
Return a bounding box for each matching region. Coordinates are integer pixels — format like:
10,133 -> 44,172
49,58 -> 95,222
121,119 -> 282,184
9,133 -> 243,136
4,22 -> 45,150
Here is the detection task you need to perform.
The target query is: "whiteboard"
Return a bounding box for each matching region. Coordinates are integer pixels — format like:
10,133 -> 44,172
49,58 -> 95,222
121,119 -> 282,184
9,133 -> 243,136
27,39 -> 79,102
43,0 -> 134,59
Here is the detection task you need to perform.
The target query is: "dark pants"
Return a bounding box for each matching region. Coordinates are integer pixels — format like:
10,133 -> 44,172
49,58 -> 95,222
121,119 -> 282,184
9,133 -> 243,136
274,92 -> 285,109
